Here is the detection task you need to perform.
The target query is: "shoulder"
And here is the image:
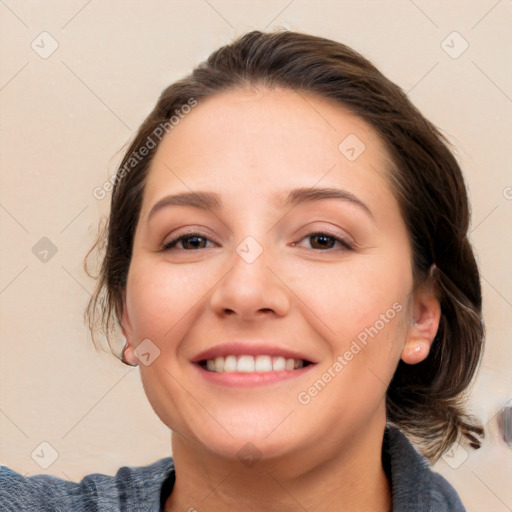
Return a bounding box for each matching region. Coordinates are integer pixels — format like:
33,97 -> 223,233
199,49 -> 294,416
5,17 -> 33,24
430,472 -> 467,512
384,425 -> 467,512
0,457 -> 175,512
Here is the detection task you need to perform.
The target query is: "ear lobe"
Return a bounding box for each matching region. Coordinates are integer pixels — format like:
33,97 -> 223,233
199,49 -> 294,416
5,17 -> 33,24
120,289 -> 138,366
401,285 -> 441,365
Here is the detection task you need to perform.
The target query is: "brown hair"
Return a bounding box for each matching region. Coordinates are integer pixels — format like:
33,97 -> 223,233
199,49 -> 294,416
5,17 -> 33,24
85,30 -> 484,462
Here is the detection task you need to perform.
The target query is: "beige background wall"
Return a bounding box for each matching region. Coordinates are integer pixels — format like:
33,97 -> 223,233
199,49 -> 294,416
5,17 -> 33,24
1,1 -> 511,510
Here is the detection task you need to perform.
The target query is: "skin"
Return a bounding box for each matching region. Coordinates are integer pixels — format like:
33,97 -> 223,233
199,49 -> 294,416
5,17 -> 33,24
121,87 -> 441,512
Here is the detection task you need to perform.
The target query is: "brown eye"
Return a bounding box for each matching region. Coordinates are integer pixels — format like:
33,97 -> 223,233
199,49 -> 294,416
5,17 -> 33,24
294,232 -> 354,251
309,233 -> 337,250
163,234 -> 213,251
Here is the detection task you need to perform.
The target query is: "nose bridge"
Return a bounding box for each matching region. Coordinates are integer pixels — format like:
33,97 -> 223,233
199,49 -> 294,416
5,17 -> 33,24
209,234 -> 290,319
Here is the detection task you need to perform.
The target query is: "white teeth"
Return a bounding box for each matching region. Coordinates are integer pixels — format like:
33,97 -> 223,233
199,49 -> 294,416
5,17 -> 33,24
272,356 -> 286,371
214,356 -> 224,372
203,355 -> 307,373
255,355 -> 272,372
237,355 -> 255,372
285,358 -> 295,370
224,355 -> 237,372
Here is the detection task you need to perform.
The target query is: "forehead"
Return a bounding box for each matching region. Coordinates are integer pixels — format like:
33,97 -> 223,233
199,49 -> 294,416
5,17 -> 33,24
141,87 -> 395,214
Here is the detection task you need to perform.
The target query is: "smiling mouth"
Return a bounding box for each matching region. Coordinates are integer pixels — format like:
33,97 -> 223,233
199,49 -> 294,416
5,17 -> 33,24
199,355 -> 313,373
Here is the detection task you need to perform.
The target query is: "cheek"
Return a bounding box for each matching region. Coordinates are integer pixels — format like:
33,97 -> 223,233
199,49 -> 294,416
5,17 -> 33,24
297,296 -> 408,426
126,258 -> 214,433
126,257 -> 213,341
282,250 -> 412,346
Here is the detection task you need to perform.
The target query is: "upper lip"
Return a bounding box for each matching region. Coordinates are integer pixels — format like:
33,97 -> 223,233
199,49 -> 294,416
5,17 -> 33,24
191,342 -> 317,364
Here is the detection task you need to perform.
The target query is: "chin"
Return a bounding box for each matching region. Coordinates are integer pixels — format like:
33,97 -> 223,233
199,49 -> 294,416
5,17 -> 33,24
182,407 -> 307,462
198,429 -> 301,464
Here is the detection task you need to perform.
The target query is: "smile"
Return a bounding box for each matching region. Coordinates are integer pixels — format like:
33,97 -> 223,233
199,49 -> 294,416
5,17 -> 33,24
200,355 -> 310,373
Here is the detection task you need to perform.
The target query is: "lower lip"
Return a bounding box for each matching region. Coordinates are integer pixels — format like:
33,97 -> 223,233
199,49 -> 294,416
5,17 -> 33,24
193,363 -> 316,387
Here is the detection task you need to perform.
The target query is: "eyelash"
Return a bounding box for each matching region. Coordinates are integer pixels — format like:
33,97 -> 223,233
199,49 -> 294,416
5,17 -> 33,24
162,232 -> 354,252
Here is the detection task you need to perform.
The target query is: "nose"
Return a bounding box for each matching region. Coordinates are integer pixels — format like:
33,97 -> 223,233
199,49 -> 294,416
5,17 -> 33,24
209,242 -> 291,321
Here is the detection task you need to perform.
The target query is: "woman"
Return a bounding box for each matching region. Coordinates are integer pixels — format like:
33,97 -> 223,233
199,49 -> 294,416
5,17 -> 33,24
1,30 -> 484,511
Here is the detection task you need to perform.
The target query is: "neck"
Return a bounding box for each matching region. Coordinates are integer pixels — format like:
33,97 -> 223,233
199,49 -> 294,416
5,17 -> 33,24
164,422 -> 391,512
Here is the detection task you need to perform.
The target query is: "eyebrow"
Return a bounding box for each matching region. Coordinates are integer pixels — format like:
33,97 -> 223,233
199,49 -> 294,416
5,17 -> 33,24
147,187 -> 373,222
284,187 -> 373,218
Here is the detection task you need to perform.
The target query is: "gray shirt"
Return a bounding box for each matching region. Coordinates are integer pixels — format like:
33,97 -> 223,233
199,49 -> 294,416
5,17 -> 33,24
0,426 -> 466,511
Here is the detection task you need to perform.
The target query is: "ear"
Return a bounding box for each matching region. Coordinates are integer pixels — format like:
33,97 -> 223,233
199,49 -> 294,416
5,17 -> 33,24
120,289 -> 138,366
401,283 -> 441,365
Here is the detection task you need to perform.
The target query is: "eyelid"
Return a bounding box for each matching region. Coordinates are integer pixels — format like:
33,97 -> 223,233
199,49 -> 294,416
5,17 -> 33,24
162,231 -> 356,253
294,231 -> 355,251
295,223 -> 357,247
162,228 -> 219,250
160,222 -> 358,252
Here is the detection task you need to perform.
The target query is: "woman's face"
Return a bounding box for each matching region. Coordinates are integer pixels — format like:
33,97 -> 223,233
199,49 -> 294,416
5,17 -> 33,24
122,87 -> 416,461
